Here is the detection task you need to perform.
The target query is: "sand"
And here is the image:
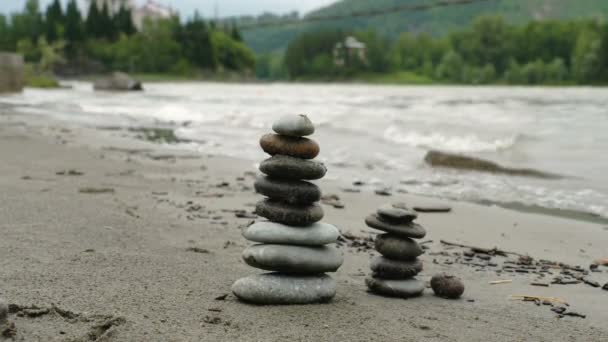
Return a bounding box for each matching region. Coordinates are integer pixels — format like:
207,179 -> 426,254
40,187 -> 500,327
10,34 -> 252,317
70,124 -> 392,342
0,113 -> 607,341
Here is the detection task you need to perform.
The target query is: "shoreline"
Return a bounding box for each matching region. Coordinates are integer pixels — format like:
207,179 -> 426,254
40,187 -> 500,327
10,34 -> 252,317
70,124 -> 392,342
1,111 -> 607,340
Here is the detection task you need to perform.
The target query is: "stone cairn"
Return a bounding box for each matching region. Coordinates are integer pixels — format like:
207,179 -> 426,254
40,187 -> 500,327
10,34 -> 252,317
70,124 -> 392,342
232,114 -> 343,304
365,203 -> 427,298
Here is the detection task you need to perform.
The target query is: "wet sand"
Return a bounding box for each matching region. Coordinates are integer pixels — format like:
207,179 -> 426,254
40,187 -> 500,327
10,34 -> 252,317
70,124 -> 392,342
0,114 -> 607,341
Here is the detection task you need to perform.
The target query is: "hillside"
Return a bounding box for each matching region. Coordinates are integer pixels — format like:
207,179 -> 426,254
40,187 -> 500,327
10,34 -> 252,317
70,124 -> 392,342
242,0 -> 608,53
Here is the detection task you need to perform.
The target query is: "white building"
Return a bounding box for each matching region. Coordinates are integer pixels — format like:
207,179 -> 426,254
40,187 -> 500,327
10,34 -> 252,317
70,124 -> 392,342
333,36 -> 367,67
88,0 -> 177,30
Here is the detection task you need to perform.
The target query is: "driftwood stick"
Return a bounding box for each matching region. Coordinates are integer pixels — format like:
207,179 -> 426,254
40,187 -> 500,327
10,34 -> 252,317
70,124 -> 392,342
511,295 -> 567,304
439,239 -> 525,257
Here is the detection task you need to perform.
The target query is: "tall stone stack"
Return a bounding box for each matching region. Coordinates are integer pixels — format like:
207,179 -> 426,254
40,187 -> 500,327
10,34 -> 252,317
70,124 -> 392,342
232,114 -> 343,304
365,203 -> 427,298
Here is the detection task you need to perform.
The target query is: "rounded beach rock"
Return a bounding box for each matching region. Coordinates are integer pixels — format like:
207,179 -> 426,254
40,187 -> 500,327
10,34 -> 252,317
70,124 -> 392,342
232,273 -> 336,304
260,134 -> 319,159
377,204 -> 418,223
256,199 -> 324,226
370,256 -> 423,279
259,155 -> 327,181
242,244 -> 343,273
272,114 -> 315,137
375,234 -> 423,260
365,214 -> 426,239
243,221 -> 339,246
431,273 -> 465,299
254,176 -> 321,204
365,277 -> 425,298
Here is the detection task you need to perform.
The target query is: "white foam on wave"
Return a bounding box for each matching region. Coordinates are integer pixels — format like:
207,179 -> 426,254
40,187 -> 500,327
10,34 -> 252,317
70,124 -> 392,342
382,125 -> 520,153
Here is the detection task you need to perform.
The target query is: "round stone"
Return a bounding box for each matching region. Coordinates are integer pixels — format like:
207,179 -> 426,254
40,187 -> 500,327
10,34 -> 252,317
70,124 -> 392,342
370,256 -> 423,279
272,114 -> 315,137
365,214 -> 426,239
260,155 -> 327,181
256,199 -> 324,226
242,244 -> 343,273
260,134 -> 320,159
366,277 -> 425,299
243,221 -> 339,246
375,234 -> 423,260
377,204 -> 417,223
232,273 -> 336,304
254,176 -> 321,204
431,273 -> 465,299
0,298 -> 8,322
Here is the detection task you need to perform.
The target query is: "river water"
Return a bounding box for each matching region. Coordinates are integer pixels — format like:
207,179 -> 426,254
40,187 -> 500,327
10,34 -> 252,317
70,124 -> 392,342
2,82 -> 607,220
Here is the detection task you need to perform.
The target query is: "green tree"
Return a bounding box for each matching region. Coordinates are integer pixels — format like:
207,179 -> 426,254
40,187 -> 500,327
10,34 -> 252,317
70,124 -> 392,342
175,15 -> 217,70
44,0 -> 64,42
114,5 -> 136,36
64,0 -> 84,55
572,27 -> 602,83
435,50 -> 464,82
85,1 -> 102,38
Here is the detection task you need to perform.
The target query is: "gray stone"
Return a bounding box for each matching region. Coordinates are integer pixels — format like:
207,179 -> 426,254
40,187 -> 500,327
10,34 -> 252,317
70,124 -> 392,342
242,244 -> 343,273
260,134 -> 319,159
375,234 -> 423,260
94,72 -> 142,91
431,273 -> 465,299
243,221 -> 339,246
377,204 -> 417,223
370,256 -> 423,279
366,277 -> 425,298
256,199 -> 324,226
232,273 -> 336,304
272,114 -> 315,137
260,155 -> 327,181
254,176 -> 321,204
0,297 -> 7,322
365,214 -> 426,239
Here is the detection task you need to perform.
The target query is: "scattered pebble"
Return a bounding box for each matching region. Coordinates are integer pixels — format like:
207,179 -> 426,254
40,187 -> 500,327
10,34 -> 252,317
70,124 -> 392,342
186,247 -> 210,254
79,187 -> 115,194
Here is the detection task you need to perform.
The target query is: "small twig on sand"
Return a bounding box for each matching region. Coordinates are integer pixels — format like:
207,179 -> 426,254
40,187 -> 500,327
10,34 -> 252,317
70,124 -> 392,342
440,240 -> 525,257
489,280 -> 512,285
511,295 -> 567,304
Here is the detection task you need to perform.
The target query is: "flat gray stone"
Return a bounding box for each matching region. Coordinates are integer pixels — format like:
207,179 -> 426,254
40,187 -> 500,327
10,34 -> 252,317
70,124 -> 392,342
370,256 -> 423,279
243,221 -> 339,246
365,214 -> 426,239
254,176 -> 321,204
259,155 -> 327,181
272,114 -> 315,137
377,204 -> 417,223
366,277 -> 425,298
375,234 -> 423,260
232,273 -> 336,304
242,244 -> 343,273
256,199 -> 324,226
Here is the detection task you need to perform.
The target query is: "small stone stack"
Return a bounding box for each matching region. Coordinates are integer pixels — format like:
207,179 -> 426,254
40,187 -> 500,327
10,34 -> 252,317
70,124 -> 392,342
232,114 -> 343,305
365,203 -> 427,298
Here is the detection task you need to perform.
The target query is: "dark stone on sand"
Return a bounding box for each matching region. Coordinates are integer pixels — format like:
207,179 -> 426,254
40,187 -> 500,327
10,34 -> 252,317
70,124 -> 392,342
260,134 -> 319,159
375,234 -> 423,260
377,204 -> 418,223
254,176 -> 321,204
243,244 -> 343,273
232,273 -> 336,304
272,114 -> 315,137
365,277 -> 425,298
370,256 -> 423,279
413,205 -> 452,213
602,283 -> 608,291
259,155 -> 327,180
424,150 -> 564,179
255,199 -> 324,226
0,298 -> 7,322
430,273 -> 465,299
365,214 -> 426,239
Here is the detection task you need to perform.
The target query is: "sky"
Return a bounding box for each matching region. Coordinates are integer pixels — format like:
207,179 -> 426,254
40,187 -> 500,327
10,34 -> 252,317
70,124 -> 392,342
0,0 -> 338,18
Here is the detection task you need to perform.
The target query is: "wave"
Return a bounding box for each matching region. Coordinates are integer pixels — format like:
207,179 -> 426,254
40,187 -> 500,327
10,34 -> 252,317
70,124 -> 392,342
383,125 -> 522,153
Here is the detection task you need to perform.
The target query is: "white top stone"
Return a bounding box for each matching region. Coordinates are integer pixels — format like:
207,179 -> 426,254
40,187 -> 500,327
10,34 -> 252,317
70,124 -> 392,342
272,114 -> 315,137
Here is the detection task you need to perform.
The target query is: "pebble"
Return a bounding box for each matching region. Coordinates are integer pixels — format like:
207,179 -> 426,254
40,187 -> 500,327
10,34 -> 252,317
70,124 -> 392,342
377,204 -> 417,223
260,155 -> 327,180
243,221 -> 339,246
254,176 -> 321,204
272,114 -> 315,137
365,214 -> 427,239
413,205 -> 452,213
0,297 -> 7,322
232,273 -> 336,304
365,277 -> 425,298
370,256 -> 423,279
243,244 -> 343,273
256,199 -> 324,226
430,273 -> 465,299
375,234 -> 423,260
260,134 -> 319,159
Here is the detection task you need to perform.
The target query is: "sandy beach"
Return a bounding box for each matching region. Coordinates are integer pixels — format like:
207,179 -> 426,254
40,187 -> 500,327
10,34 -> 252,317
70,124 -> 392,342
1,111 -> 607,341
